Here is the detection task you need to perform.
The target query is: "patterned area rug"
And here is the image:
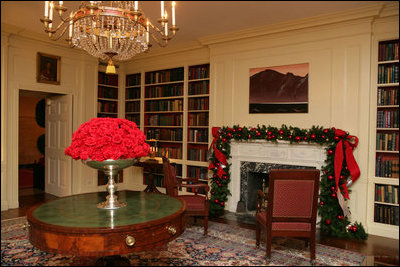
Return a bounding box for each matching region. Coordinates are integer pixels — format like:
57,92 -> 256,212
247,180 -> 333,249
1,217 -> 365,266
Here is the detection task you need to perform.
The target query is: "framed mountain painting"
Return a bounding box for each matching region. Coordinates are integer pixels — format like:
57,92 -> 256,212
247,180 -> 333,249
249,63 -> 309,113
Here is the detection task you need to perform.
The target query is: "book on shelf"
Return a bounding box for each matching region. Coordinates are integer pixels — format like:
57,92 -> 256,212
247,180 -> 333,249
189,80 -> 209,95
188,65 -> 210,80
188,113 -> 209,126
145,99 -> 183,112
379,41 -> 399,61
374,204 -> 399,226
188,97 -> 209,110
126,87 -> 140,99
126,73 -> 141,86
145,84 -> 183,98
187,147 -> 208,162
98,72 -> 118,86
145,68 -> 184,84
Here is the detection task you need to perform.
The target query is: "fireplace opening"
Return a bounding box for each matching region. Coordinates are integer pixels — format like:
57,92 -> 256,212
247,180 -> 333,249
247,172 -> 269,211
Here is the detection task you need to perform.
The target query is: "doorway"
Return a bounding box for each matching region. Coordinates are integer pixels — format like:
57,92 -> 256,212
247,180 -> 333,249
18,90 -> 73,206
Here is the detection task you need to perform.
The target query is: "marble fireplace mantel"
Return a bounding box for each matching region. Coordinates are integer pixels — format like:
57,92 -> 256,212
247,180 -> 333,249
226,140 -> 326,213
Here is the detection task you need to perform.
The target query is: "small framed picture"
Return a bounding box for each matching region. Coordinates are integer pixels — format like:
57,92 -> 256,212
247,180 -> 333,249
37,52 -> 60,85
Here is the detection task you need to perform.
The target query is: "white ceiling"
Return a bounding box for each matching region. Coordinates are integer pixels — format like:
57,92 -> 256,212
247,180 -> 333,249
1,1 -> 396,47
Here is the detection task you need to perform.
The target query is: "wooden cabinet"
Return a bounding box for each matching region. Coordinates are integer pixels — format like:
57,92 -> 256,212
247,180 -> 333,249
369,38 -> 399,238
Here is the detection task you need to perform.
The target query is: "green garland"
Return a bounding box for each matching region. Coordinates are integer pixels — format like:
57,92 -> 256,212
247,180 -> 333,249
208,124 -> 368,240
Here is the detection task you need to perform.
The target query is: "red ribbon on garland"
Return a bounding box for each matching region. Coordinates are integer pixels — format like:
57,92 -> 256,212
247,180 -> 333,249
334,129 -> 360,200
209,127 -> 227,177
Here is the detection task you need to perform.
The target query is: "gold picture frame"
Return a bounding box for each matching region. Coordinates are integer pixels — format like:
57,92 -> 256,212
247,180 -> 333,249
37,52 -> 61,85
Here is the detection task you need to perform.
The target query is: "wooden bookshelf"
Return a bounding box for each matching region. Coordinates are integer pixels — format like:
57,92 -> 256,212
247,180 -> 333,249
144,67 -> 184,160
125,73 -> 141,126
187,64 -> 210,162
371,38 -> 399,233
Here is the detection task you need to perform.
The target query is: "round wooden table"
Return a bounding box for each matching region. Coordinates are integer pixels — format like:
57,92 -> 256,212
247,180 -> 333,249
27,191 -> 185,263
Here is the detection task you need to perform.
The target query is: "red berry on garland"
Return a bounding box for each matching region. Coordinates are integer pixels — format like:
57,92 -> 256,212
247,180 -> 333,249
221,202 -> 225,206
334,136 -> 340,142
304,136 -> 308,141
233,129 -> 236,132
295,136 -> 301,142
310,134 -> 316,139
345,166 -> 348,170
331,127 -> 336,131
267,131 -> 272,135
289,135 -> 293,139
323,129 -> 329,134
320,201 -> 324,206
267,135 -> 272,140
279,130 -> 284,135
256,131 -> 261,136
238,127 -> 242,131
227,133 -> 232,138
322,135 -> 326,139
328,175 -> 334,180
331,193 -> 337,198
337,215 -> 344,220
238,134 -> 241,137
222,138 -> 227,143
215,199 -> 219,203
352,225 -> 358,232
248,134 -> 251,139
211,191 -> 215,195
271,135 -> 276,139
327,149 -> 334,155
330,186 -> 335,191
340,175 -> 345,180
325,219 -> 331,225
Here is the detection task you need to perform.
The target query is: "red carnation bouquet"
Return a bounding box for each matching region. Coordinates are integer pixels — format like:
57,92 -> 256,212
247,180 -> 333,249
65,118 -> 150,161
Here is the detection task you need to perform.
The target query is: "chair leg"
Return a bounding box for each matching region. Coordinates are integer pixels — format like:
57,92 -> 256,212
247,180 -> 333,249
203,216 -> 208,236
266,233 -> 272,260
310,238 -> 316,262
255,221 -> 261,248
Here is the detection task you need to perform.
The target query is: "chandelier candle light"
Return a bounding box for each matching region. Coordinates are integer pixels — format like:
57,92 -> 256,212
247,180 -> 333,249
40,1 -> 179,74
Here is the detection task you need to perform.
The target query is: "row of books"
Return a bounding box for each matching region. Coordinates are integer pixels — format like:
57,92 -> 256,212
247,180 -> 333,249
98,102 -> 117,113
146,128 -> 183,141
188,97 -> 209,111
187,166 -> 209,180
98,86 -> 118,99
98,113 -> 118,118
145,84 -> 183,98
145,99 -> 183,112
378,64 -> 399,84
187,147 -> 208,162
376,157 -> 399,178
156,147 -> 183,159
378,41 -> 399,61
189,80 -> 209,95
376,132 -> 399,151
145,68 -> 184,84
126,101 -> 140,113
374,204 -> 399,226
98,72 -> 118,86
377,87 -> 398,106
188,129 -> 209,143
126,73 -> 141,87
125,114 -> 140,125
126,87 -> 140,99
375,184 -> 399,204
145,114 -> 183,126
377,110 -> 399,128
188,113 -> 209,126
188,65 -> 210,80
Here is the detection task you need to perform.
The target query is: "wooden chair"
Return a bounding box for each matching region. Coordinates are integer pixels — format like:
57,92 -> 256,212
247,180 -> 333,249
256,169 -> 320,263
162,156 -> 210,235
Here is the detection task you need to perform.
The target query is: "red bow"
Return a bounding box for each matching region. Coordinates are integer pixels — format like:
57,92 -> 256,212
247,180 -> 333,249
334,129 -> 360,200
209,127 -> 227,177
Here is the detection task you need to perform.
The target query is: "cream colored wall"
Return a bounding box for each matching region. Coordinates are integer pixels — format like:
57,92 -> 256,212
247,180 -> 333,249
1,31 -> 102,210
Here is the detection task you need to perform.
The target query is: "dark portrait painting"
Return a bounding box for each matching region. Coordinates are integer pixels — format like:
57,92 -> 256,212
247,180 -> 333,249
37,52 -> 60,85
249,63 -> 309,113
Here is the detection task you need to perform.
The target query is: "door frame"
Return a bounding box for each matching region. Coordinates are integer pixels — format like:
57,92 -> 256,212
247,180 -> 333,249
9,87 -> 73,209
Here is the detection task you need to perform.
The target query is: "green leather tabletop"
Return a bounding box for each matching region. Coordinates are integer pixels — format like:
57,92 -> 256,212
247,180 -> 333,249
32,191 -> 183,228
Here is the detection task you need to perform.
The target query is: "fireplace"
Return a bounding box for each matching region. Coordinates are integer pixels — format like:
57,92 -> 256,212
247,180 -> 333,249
237,161 -> 315,214
227,140 -> 326,213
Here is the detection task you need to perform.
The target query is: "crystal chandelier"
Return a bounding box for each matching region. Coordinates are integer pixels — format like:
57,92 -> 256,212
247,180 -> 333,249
40,1 -> 178,73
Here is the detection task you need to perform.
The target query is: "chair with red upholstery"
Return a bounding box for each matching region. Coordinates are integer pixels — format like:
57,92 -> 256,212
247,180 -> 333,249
256,169 -> 320,263
162,156 -> 210,235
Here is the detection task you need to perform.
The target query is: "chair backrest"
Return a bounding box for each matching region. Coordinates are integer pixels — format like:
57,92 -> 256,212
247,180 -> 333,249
162,157 -> 179,197
267,169 -> 320,225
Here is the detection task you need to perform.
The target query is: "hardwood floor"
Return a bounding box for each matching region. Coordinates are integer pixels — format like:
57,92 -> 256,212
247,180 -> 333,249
2,189 -> 398,266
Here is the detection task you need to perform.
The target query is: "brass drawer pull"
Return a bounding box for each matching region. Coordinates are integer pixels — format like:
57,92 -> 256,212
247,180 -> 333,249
167,226 -> 177,236
125,235 -> 135,247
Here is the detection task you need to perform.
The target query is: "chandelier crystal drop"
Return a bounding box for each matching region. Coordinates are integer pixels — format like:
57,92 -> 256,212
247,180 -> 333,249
40,1 -> 178,73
